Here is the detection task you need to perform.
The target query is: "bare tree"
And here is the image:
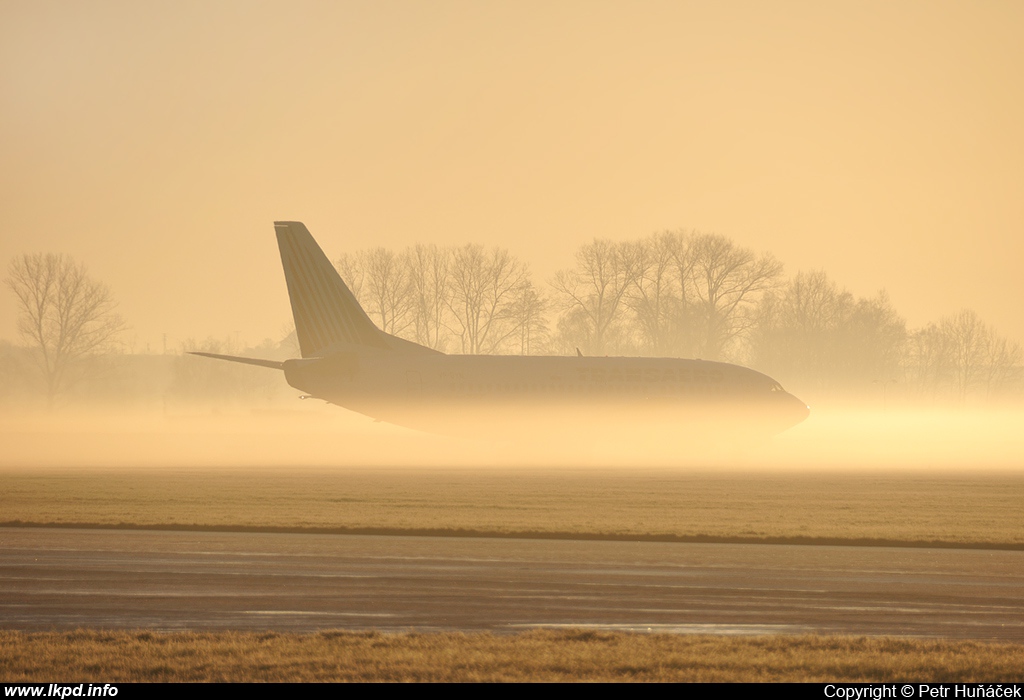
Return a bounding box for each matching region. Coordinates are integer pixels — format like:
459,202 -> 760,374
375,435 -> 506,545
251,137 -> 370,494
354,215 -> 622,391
983,334 -> 1023,399
446,244 -> 530,354
689,234 -> 782,360
908,309 -> 1022,401
405,244 -> 454,351
935,309 -> 1023,401
336,248 -> 415,336
749,270 -> 854,387
625,231 -> 692,356
749,271 -> 905,393
941,309 -> 990,401
842,291 -> 906,387
908,323 -> 951,398
334,252 -> 366,308
362,247 -> 413,336
503,281 -> 550,355
551,239 -> 639,355
6,253 -> 125,408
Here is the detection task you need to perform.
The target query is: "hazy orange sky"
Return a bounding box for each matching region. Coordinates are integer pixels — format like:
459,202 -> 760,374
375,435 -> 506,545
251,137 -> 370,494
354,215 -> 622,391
2,0 -> 1022,354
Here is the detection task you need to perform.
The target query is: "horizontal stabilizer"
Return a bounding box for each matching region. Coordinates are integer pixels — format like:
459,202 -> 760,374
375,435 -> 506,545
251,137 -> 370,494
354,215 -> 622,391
187,352 -> 284,370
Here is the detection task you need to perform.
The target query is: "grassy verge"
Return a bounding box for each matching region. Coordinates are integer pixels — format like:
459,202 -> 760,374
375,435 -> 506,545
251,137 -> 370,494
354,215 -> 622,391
2,468 -> 1023,547
3,630 -> 1023,682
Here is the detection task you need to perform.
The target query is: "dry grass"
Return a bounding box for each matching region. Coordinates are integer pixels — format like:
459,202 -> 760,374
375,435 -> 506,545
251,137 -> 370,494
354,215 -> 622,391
2,467 -> 1024,546
2,629 -> 1022,682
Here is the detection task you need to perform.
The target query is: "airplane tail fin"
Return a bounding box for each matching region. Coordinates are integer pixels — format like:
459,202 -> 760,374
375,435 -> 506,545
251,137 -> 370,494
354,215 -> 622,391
274,221 -> 390,357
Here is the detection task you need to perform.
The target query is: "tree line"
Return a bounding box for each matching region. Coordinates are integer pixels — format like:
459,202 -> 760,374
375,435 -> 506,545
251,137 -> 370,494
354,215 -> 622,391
333,231 -> 1022,401
4,232 -> 1022,407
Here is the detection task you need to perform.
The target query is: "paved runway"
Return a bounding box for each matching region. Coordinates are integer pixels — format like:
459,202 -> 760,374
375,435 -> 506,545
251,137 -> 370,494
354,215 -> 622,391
2,527 -> 1022,638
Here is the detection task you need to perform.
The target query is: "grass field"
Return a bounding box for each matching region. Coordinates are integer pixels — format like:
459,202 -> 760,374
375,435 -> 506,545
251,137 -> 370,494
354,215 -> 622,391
3,405 -> 1024,546
3,630 -> 1023,682
3,467 -> 1023,546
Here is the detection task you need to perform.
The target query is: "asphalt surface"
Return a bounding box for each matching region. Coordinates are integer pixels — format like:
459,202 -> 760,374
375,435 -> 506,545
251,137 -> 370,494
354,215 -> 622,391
2,527 -> 1023,638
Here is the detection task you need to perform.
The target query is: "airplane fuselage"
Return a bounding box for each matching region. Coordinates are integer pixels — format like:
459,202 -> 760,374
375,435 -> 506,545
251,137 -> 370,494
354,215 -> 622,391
283,351 -> 810,440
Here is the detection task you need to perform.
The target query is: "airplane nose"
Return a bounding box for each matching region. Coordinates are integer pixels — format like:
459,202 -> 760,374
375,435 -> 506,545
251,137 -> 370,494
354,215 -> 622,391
788,393 -> 810,426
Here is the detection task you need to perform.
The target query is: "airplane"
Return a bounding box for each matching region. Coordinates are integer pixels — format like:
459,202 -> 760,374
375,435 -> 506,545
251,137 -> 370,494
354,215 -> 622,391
193,222 -> 809,445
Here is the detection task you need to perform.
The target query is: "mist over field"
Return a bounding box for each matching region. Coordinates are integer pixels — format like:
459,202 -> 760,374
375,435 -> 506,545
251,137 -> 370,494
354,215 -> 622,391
2,228 -> 1021,472
1,397 -> 1021,473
